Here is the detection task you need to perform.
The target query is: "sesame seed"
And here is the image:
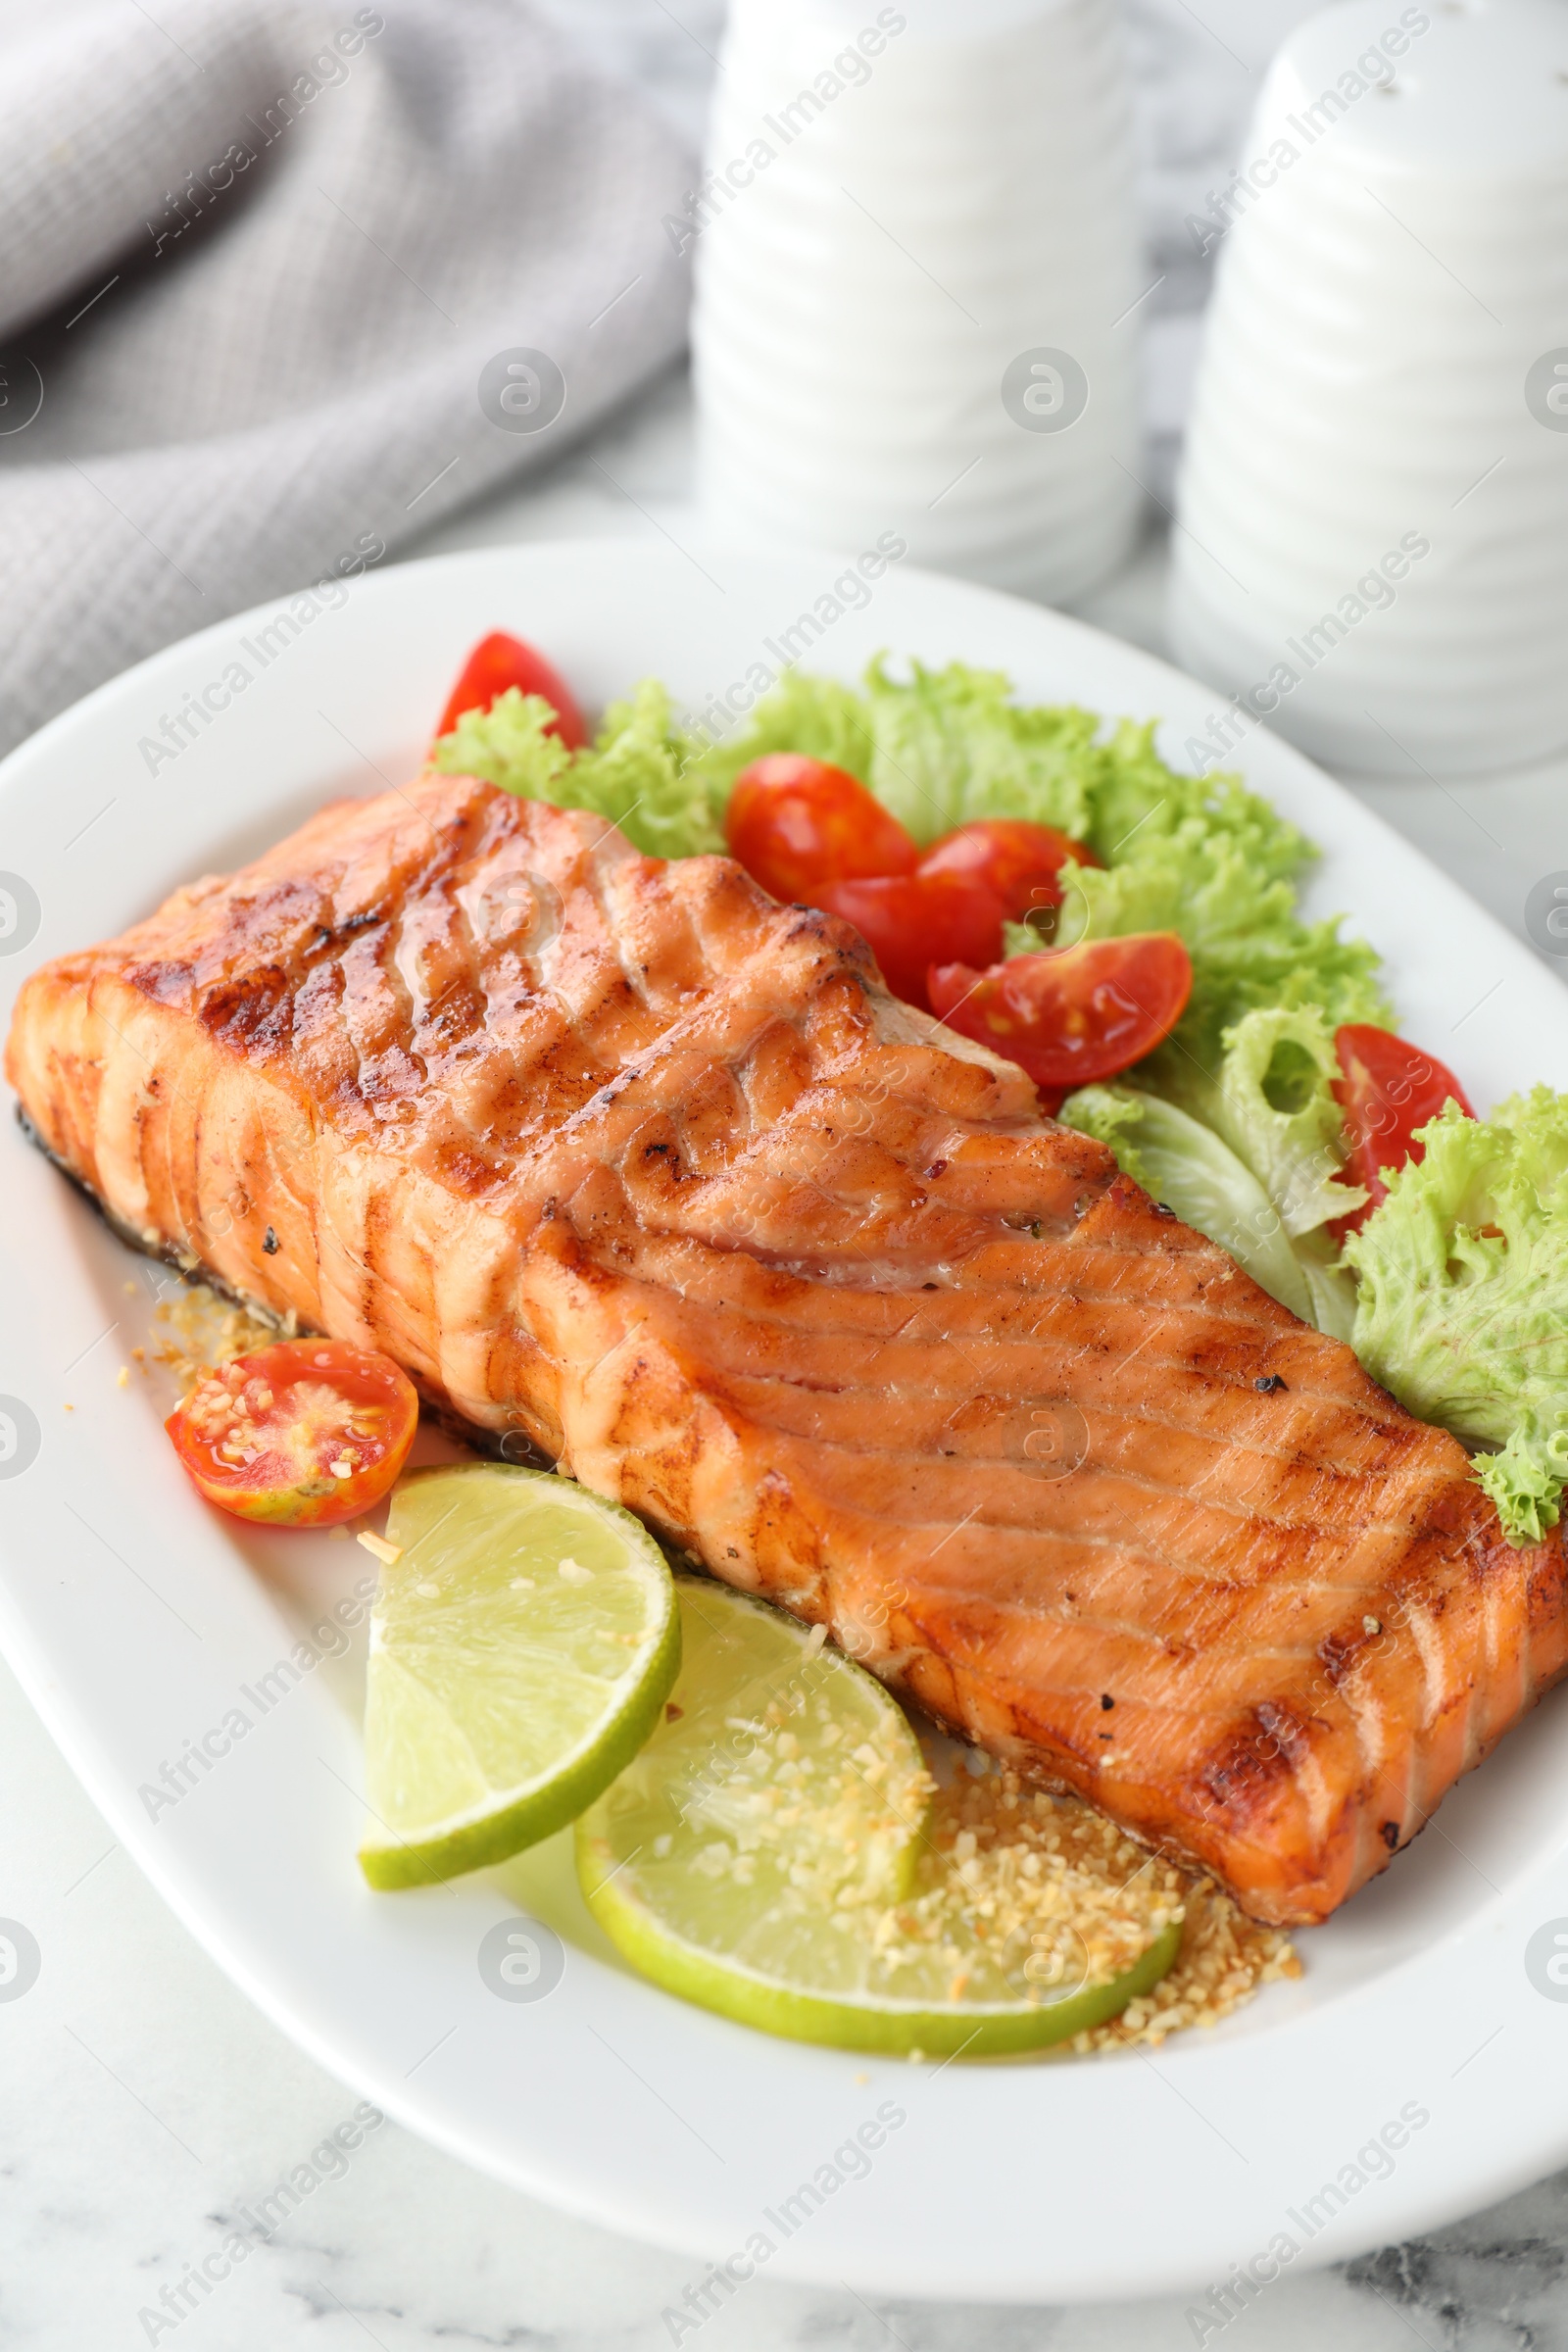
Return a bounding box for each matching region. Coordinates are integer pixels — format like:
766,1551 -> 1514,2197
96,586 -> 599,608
886,1766 -> 1297,2053
150,1283 -> 280,1397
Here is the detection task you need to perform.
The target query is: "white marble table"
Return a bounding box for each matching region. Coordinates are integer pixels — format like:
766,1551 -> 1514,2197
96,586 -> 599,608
9,5 -> 1568,2347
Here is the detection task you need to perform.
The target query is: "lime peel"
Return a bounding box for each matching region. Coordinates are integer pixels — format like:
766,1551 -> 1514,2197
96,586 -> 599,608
359,1465 -> 678,1890
576,1579 -> 1181,2055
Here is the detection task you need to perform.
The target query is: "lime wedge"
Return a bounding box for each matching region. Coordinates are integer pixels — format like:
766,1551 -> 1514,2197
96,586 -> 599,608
577,1579 -> 1181,2054
358,1465 -> 678,1889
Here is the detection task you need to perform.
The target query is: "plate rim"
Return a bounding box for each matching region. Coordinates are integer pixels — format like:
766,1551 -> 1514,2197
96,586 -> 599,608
3,535 -> 1567,2304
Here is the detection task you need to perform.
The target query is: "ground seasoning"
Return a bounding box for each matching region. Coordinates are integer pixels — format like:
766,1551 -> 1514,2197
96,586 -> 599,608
906,1765 -> 1298,2056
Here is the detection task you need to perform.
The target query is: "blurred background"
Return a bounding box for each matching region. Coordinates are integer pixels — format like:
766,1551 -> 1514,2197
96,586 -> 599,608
414,0 -> 1300,599
3,0 -> 1558,930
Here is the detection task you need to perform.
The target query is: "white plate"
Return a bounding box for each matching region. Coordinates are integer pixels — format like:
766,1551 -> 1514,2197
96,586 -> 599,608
3,542 -> 1567,2306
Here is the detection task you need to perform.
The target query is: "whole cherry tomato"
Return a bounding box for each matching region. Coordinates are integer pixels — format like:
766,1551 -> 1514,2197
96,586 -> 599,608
166,1339 -> 418,1528
1331,1023 -> 1475,1232
927,933 -> 1193,1091
916,818 -> 1100,921
725,755 -> 920,905
437,630 -> 588,748
818,872 -> 1006,1010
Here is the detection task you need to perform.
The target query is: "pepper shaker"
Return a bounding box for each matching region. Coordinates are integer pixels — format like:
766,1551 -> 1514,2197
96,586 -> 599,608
1172,0 -> 1568,779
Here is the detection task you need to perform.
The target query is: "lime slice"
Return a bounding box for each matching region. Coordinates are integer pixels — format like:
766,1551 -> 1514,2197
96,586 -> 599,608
358,1465 -> 678,1889
577,1579 -> 1181,2054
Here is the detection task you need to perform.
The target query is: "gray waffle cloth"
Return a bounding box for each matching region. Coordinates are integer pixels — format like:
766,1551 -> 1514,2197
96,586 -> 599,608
0,0 -> 695,754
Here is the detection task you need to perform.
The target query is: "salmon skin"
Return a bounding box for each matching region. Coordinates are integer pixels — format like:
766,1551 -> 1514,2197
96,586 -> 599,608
9,771 -> 1565,1927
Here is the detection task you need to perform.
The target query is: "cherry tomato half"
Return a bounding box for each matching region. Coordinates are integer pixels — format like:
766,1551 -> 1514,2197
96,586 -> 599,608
916,818 -> 1101,921
725,755 -> 920,905
1331,1023 -> 1475,1232
166,1339 -> 418,1528
818,872 -> 1007,1010
927,933 -> 1194,1091
436,630 -> 588,748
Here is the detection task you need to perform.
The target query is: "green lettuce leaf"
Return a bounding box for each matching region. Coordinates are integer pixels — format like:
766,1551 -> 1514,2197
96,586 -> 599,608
1054,722 -> 1390,1070
1476,1426 -> 1568,1548
437,661 -> 1390,1085
433,683 -> 723,860
1288,1229 -> 1359,1346
854,659 -> 1102,844
1054,1084 -> 1154,1192
689,669 -> 877,802
434,688 -> 573,801
699,665 -> 1388,1053
693,659 -> 1102,845
1059,1084 -> 1315,1322
1092,1007 -> 1364,1337
1202,1005 -> 1364,1338
1344,1089 -> 1568,1544
1162,1006 -> 1365,1240
575,681 -> 726,860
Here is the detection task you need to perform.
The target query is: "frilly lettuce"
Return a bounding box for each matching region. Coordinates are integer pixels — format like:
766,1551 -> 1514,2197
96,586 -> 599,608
693,658 -> 1102,846
435,688 -> 573,798
1156,1006 -> 1363,1339
688,666 -> 875,799
437,659 -> 1389,1078
1345,1089 -> 1568,1544
1067,1009 -> 1364,1338
1059,1084 -> 1315,1322
1060,853 -> 1390,1073
433,657 -> 1568,1546
698,662 -> 1388,1059
1168,1006 -> 1364,1239
1053,719 -> 1390,1066
433,683 -> 724,860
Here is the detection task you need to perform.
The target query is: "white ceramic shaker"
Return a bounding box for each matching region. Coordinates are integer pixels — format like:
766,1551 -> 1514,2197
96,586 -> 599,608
690,0 -> 1146,605
1171,0 -> 1568,781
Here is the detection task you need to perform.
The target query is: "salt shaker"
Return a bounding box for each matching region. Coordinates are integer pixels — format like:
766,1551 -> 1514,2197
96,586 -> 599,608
690,0 -> 1146,606
1171,0 -> 1568,780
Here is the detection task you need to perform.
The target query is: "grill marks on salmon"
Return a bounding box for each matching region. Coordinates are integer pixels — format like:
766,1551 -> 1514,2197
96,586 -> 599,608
9,770 -> 1566,1926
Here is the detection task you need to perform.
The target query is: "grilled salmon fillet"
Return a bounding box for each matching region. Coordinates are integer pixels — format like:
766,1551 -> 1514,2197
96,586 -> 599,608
9,770 -> 1565,1926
